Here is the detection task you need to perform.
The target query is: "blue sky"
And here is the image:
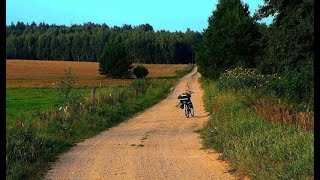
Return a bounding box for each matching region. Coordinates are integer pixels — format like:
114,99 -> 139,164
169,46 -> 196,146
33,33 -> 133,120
6,0 -> 272,32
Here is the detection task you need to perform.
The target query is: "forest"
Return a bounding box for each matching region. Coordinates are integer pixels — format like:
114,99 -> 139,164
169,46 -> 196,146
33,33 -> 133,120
6,22 -> 202,64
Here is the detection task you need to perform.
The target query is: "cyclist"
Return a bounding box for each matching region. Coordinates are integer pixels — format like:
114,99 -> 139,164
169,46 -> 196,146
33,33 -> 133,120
178,91 -> 193,109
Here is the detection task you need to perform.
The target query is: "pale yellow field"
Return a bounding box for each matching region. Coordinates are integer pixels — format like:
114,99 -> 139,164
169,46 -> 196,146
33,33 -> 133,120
6,60 -> 188,88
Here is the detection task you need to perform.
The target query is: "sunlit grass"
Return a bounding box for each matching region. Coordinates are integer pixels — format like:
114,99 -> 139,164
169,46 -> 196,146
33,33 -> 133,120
6,87 -> 112,124
216,67 -> 314,130
199,78 -> 314,179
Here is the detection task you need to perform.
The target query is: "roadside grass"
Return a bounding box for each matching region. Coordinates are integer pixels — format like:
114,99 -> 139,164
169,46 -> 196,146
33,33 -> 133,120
199,79 -> 314,179
6,67 -> 194,179
217,67 -> 314,129
174,64 -> 195,78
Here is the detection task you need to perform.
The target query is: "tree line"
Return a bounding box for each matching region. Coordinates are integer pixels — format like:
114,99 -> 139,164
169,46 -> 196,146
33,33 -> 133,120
6,22 -> 202,64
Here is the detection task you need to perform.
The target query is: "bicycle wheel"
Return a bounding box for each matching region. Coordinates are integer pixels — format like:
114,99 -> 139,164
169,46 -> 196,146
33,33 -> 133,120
184,104 -> 189,118
190,107 -> 194,116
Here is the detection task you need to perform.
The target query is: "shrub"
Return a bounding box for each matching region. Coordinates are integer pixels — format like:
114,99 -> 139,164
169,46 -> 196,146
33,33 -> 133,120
131,78 -> 150,95
262,68 -> 314,106
98,43 -> 133,78
57,67 -> 82,106
216,67 -> 276,92
133,65 -> 149,79
216,67 -> 313,108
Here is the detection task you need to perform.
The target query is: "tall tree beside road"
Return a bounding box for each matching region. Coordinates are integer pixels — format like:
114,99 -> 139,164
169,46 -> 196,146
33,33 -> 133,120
196,0 -> 261,79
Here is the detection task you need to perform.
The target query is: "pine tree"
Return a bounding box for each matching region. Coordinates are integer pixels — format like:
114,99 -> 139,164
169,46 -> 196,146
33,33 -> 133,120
98,43 -> 133,78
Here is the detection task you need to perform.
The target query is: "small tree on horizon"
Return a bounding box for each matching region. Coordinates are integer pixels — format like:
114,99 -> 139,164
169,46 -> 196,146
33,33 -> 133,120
98,43 -> 133,78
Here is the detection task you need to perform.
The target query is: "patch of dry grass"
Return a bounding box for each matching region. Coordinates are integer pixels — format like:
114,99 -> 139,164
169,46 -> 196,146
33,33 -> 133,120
251,98 -> 314,131
6,60 -> 188,88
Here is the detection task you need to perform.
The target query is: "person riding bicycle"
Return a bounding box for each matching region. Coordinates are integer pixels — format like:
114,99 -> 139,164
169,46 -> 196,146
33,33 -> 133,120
178,91 -> 193,109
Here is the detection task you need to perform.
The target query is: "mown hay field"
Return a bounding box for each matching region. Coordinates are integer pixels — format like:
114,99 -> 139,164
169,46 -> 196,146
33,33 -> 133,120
6,59 -> 188,88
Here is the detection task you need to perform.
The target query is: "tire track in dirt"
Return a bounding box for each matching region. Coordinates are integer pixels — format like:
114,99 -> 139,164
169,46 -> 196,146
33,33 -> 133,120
45,67 -> 235,180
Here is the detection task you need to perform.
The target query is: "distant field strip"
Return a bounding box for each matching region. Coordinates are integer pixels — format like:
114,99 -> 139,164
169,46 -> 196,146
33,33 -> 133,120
6,60 -> 188,88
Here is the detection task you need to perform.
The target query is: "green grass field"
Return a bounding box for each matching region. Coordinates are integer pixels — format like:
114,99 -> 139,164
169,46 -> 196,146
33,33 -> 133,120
6,87 -> 112,124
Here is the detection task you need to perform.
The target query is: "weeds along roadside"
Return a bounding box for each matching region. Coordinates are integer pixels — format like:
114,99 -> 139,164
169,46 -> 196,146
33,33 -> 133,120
6,65 -> 194,180
216,67 -> 314,131
175,64 -> 195,77
199,78 -> 314,179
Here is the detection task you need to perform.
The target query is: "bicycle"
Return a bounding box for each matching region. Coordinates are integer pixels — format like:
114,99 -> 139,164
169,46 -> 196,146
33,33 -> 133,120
178,91 -> 194,118
183,100 -> 194,118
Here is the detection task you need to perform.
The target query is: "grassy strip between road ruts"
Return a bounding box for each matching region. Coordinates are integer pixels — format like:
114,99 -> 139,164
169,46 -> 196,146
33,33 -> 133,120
198,78 -> 313,179
6,64 -> 195,180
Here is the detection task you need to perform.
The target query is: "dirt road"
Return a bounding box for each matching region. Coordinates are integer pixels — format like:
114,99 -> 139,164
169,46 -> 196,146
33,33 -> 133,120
45,67 -> 235,180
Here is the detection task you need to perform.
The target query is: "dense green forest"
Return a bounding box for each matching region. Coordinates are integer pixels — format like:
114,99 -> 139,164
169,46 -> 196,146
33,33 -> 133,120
6,22 -> 202,64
